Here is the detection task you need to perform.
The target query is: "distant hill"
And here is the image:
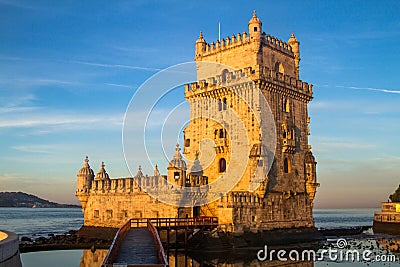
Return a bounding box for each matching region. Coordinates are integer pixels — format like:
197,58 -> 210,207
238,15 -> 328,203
0,192 -> 81,208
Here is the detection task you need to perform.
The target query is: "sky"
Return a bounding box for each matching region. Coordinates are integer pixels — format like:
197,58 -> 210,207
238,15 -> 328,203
0,0 -> 399,208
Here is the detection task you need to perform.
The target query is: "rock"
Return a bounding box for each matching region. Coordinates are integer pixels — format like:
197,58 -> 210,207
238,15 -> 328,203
21,236 -> 32,242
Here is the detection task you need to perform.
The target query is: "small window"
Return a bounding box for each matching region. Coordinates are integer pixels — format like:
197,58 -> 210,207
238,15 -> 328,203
284,99 -> 290,112
219,158 -> 226,172
275,62 -> 285,74
106,210 -> 113,219
94,210 -> 99,218
185,139 -> 190,147
174,171 -> 180,180
219,129 -> 225,138
254,27 -> 258,32
218,99 -> 222,111
284,158 -> 291,173
223,98 -> 227,110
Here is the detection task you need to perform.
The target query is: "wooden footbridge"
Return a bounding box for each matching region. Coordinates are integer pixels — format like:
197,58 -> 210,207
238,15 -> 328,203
102,217 -> 218,267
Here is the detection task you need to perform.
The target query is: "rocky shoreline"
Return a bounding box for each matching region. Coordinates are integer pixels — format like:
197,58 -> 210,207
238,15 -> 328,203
19,230 -> 112,253
18,226 -> 373,253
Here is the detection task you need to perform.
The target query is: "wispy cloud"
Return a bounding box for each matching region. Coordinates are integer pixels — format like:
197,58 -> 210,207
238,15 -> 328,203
335,85 -> 400,94
11,145 -> 56,154
315,83 -> 400,95
0,113 -> 124,130
0,0 -> 41,10
0,93 -> 39,114
105,83 -> 135,89
69,60 -> 161,72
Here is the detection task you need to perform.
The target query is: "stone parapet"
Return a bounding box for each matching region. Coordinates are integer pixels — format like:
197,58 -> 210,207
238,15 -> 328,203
184,66 -> 313,101
0,230 -> 20,265
197,32 -> 294,58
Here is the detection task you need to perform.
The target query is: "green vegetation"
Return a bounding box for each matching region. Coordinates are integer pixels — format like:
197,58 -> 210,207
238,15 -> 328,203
389,184 -> 400,202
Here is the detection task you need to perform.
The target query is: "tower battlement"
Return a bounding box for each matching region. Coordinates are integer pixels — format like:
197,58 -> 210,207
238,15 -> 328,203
184,66 -> 313,101
196,32 -> 294,58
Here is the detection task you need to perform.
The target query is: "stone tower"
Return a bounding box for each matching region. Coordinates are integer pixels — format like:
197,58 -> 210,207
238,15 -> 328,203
183,11 -> 319,232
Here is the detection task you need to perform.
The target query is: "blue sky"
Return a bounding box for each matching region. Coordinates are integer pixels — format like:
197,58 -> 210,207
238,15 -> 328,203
0,0 -> 399,208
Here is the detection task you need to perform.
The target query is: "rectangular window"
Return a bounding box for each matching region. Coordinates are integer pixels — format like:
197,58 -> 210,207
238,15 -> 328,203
185,139 -> 190,147
94,210 -> 99,218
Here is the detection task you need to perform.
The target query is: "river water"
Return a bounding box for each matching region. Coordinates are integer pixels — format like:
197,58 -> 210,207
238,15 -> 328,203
1,207 -> 399,266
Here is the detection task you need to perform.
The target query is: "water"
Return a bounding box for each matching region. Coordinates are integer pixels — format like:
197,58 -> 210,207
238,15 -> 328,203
314,208 -> 378,229
0,207 -> 83,238
0,208 -> 377,239
1,208 -> 399,266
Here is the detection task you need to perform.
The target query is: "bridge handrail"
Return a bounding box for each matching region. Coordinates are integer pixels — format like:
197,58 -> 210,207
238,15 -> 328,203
102,219 -> 131,267
147,220 -> 169,267
130,217 -> 218,228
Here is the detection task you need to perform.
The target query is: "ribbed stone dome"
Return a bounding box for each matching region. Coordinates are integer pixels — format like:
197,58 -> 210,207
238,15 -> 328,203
168,144 -> 187,171
94,162 -> 110,180
78,156 -> 94,177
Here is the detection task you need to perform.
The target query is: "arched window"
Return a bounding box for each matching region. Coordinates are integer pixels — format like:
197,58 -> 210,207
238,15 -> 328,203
274,62 -> 285,74
284,158 -> 291,173
219,129 -> 226,138
219,158 -> 226,172
222,98 -> 227,110
221,69 -> 229,83
218,99 -> 222,111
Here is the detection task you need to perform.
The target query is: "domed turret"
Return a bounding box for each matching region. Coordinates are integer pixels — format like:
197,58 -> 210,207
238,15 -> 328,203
168,144 -> 187,186
76,156 -> 94,194
169,144 -> 187,171
190,151 -> 203,176
135,165 -> 144,178
288,32 -> 300,79
195,31 -> 206,59
248,10 -> 262,41
76,156 -> 94,211
78,156 -> 94,178
94,162 -> 110,181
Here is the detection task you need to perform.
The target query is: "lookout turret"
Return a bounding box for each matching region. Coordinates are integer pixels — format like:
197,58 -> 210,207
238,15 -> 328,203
167,144 -> 187,187
248,10 -> 262,41
76,156 -> 94,211
288,32 -> 300,79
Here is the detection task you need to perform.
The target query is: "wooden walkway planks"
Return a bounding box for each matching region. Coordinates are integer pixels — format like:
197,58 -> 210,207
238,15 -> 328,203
114,228 -> 158,265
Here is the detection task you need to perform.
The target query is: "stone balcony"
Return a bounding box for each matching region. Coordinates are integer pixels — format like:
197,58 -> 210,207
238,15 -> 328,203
282,138 -> 296,153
